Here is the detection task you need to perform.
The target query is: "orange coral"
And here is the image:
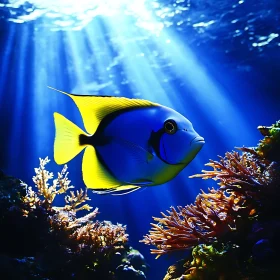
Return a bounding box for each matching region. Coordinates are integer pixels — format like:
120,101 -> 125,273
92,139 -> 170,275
191,148 -> 270,185
142,121 -> 280,280
71,221 -> 128,253
190,148 -> 280,205
142,147 -> 280,257
141,188 -> 252,257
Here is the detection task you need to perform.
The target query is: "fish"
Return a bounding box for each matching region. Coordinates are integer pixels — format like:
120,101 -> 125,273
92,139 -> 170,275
50,87 -> 205,195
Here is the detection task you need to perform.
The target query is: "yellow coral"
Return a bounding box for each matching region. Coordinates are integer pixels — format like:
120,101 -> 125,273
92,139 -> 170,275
23,157 -> 129,256
24,157 -> 92,214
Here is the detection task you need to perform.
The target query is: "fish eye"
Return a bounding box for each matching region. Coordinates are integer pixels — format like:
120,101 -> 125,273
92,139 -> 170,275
164,120 -> 177,135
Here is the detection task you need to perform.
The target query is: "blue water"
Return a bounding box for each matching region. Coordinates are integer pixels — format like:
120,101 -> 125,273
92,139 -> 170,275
0,0 -> 279,279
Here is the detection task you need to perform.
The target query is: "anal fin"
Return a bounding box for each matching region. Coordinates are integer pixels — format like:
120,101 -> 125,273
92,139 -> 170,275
82,142 -> 151,195
82,146 -> 120,190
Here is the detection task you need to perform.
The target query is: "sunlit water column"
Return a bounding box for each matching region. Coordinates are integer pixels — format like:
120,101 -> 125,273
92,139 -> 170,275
99,14 -> 200,213
0,25 -> 16,171
6,25 -> 30,172
156,31 -> 257,146
31,28 -> 67,163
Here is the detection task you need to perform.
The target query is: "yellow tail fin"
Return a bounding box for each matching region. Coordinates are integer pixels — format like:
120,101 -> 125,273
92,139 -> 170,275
53,112 -> 87,164
54,112 -> 135,193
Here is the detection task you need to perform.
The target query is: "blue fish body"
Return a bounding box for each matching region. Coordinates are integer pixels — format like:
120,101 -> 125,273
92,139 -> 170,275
50,87 -> 205,194
95,106 -> 203,186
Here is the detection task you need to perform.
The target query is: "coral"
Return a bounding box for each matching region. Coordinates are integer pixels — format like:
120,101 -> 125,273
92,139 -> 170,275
0,157 -> 148,280
256,120 -> 280,161
163,260 -> 188,280
141,189 -> 252,256
23,157 -> 91,212
142,121 -> 280,279
163,242 -> 241,280
190,149 -> 280,216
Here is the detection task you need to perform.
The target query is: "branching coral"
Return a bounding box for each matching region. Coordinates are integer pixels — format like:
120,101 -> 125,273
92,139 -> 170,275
142,120 -> 280,277
24,157 -> 92,212
70,220 -> 128,254
189,148 -> 279,200
0,157 -> 147,280
24,157 -> 129,253
141,188 -> 253,257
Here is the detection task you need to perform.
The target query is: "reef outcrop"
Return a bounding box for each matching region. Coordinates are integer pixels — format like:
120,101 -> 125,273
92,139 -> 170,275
0,158 -> 148,280
142,121 -> 280,279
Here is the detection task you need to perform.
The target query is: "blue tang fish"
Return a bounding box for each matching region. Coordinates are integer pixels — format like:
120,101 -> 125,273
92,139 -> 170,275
50,87 -> 205,194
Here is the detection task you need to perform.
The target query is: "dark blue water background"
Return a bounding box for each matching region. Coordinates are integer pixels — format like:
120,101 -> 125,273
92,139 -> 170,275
0,0 -> 279,279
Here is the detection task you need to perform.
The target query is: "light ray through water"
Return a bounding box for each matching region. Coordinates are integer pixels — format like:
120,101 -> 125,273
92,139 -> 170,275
7,25 -> 30,171
1,2 -> 273,278
2,0 -> 258,204
0,0 -> 260,203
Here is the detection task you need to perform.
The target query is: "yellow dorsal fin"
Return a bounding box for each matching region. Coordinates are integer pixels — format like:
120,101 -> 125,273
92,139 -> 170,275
82,145 -> 121,189
48,86 -> 159,135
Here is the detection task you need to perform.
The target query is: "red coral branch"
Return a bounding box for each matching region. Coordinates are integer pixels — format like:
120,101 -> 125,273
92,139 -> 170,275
142,146 -> 280,257
190,148 -> 277,198
141,189 -> 251,257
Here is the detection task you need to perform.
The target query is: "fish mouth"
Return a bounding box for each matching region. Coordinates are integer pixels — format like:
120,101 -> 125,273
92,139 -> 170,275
190,136 -> 205,145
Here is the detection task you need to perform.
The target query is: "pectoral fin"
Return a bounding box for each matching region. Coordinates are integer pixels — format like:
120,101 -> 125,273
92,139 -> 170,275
113,137 -> 154,164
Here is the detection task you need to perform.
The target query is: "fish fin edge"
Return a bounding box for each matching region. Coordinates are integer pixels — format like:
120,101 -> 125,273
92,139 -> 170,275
91,185 -> 141,195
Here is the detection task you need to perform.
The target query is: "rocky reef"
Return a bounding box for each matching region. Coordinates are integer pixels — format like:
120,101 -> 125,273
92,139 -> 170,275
0,158 -> 148,280
142,120 -> 280,279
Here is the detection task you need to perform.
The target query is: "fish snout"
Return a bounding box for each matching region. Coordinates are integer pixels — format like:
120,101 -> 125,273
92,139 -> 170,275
190,136 -> 205,146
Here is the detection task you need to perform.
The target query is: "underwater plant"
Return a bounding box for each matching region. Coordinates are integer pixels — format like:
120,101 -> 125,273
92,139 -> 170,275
0,157 -> 148,280
142,121 -> 280,279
